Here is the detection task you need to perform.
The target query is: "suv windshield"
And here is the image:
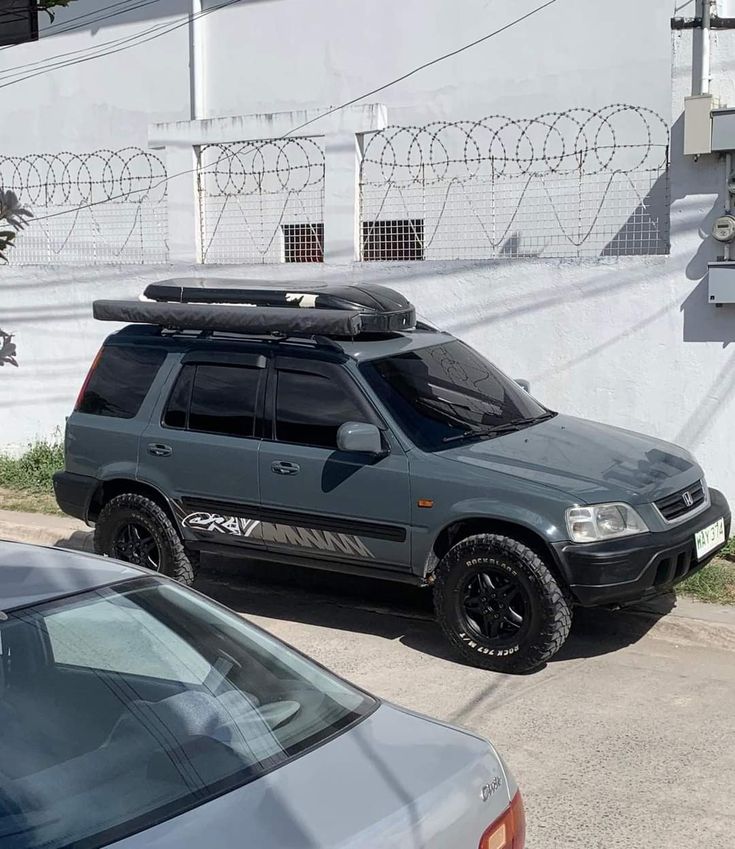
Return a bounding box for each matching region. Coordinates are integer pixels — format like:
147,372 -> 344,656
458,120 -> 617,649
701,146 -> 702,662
361,340 -> 552,451
0,578 -> 374,849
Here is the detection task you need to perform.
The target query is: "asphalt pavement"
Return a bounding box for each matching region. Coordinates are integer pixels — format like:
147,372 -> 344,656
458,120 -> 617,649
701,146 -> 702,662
196,557 -> 735,849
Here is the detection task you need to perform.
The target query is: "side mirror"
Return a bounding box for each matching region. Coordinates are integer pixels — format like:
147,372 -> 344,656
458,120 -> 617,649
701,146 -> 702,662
337,422 -> 384,455
515,378 -> 530,392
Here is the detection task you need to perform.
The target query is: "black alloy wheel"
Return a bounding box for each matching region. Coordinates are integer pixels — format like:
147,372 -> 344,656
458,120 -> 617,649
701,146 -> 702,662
460,568 -> 529,645
113,521 -> 161,571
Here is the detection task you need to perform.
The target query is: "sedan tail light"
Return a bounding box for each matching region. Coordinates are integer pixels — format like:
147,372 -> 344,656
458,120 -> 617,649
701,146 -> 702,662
479,790 -> 525,849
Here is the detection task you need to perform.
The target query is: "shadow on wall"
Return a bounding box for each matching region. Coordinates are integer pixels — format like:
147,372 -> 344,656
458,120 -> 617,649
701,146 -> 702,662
668,110 -> 735,345
0,328 -> 17,366
39,0 -> 278,39
600,171 -> 670,258
599,111 -> 735,345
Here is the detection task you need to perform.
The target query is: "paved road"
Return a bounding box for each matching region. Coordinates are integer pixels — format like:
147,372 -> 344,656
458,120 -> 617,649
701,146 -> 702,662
195,558 -> 735,849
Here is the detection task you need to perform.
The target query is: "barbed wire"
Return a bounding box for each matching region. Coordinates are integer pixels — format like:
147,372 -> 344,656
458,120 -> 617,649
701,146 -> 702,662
198,139 -> 325,263
360,106 -> 670,259
0,148 -> 167,206
361,105 -> 669,186
198,138 -> 325,197
0,147 -> 168,265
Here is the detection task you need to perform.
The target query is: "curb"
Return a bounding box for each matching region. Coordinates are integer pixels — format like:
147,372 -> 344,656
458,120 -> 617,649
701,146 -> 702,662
618,605 -> 735,653
0,510 -> 94,553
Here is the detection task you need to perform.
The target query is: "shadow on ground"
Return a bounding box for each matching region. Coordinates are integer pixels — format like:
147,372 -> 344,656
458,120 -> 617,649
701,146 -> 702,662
194,556 -> 676,672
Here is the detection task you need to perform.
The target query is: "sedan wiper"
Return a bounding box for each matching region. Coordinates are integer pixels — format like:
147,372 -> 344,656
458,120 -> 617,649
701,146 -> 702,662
441,412 -> 556,444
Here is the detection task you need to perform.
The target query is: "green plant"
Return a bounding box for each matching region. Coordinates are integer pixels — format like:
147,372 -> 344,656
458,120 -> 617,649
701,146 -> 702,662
678,559 -> 735,604
0,439 -> 64,493
722,535 -> 735,561
36,1 -> 78,21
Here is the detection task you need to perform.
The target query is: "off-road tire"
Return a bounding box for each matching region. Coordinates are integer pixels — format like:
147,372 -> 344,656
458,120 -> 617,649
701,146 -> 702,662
94,493 -> 195,585
185,548 -> 201,576
433,533 -> 571,673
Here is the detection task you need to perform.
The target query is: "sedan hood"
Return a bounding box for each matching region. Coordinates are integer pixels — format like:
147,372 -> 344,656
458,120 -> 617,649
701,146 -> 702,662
438,414 -> 700,504
112,703 -> 512,849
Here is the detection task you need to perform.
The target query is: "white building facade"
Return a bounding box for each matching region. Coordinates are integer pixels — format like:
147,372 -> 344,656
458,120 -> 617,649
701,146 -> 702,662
1,0 -> 735,503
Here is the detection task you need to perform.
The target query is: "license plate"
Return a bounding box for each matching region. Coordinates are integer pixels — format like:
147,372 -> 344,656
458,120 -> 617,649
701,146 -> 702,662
695,518 -> 726,560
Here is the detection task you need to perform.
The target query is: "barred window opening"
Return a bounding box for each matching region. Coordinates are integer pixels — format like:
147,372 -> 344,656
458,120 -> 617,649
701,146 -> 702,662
283,223 -> 324,263
362,219 -> 424,261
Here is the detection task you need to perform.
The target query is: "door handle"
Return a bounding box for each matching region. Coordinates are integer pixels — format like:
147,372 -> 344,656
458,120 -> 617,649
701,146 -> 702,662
271,460 -> 300,476
148,443 -> 173,457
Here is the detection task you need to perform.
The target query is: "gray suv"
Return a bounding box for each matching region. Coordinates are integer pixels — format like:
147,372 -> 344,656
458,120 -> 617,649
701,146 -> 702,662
54,281 -> 731,673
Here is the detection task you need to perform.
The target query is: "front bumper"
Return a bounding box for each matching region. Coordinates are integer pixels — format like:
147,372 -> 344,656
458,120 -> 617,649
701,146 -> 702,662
552,488 -> 731,606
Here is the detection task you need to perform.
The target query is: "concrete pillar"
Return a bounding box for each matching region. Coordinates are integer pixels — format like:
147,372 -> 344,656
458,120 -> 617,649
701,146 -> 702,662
163,145 -> 201,264
323,133 -> 361,264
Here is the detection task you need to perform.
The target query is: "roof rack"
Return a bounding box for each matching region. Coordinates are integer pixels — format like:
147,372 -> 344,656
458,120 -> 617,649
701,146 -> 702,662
93,280 -> 416,338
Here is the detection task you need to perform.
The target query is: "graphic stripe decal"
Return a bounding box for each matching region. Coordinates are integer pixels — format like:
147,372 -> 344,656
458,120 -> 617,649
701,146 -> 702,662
180,497 -> 406,543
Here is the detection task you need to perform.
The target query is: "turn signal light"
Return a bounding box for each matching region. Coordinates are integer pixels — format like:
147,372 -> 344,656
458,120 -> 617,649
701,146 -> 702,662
479,790 -> 525,849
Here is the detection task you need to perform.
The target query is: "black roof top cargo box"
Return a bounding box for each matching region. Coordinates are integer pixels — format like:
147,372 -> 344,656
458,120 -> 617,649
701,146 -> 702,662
94,280 -> 416,337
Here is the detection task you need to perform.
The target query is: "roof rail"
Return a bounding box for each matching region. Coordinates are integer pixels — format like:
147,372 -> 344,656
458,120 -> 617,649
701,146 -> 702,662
94,281 -> 416,338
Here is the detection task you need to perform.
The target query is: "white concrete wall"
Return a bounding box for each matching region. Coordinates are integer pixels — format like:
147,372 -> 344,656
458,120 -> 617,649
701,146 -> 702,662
0,0 -> 191,153
204,0 -> 672,123
0,0 -> 673,153
2,1 -> 735,512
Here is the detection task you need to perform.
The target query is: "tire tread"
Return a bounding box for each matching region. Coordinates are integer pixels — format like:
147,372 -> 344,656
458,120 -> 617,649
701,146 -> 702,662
433,533 -> 571,673
94,493 -> 194,585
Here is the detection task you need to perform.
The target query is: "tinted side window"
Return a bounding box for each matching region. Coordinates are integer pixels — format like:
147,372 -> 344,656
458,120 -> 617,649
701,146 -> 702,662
163,365 -> 194,429
187,364 -> 260,438
77,346 -> 166,419
275,369 -> 369,449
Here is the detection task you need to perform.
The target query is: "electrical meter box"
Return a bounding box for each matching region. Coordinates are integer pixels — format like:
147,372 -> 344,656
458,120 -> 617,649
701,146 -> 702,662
708,261 -> 735,305
684,95 -> 714,155
711,107 -> 735,152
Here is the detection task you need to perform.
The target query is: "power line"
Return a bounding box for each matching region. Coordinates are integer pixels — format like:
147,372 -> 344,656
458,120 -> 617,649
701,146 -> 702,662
0,0 -> 240,88
40,0 -> 162,35
27,0 -> 562,224
41,0 -> 164,38
284,0 -> 559,137
0,2 -> 190,81
0,0 -> 163,54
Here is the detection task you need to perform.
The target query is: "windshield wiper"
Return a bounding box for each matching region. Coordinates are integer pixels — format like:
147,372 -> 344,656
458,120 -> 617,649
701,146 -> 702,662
441,412 -> 556,444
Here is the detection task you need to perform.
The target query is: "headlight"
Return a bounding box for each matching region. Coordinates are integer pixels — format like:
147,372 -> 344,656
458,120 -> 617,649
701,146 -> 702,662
565,503 -> 648,543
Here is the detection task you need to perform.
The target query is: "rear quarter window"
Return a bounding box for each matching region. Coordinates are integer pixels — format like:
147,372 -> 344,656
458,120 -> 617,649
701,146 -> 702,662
77,346 -> 166,419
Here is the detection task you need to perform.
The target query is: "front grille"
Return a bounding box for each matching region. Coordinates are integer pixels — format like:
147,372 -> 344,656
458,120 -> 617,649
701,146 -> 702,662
654,480 -> 706,522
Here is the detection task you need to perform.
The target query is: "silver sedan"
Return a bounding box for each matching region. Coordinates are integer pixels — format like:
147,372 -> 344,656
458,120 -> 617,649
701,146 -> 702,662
0,541 -> 525,849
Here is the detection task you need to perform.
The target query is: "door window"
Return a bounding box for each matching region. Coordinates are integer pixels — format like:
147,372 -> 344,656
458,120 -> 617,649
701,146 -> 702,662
163,364 -> 261,438
275,368 -> 372,449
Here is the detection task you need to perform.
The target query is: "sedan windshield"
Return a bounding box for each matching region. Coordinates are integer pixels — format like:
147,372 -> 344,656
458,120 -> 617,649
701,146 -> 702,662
0,578 -> 374,849
360,340 -> 552,451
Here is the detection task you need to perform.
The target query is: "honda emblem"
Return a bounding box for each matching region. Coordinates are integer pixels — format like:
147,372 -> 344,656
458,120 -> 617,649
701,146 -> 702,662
682,491 -> 694,508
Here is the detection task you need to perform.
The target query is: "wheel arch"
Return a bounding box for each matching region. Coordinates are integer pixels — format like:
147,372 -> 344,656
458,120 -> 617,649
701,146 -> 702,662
427,516 -> 567,587
89,478 -> 179,532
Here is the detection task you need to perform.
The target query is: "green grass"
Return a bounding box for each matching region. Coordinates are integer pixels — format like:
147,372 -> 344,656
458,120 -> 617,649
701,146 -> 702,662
0,439 -> 64,515
678,558 -> 735,604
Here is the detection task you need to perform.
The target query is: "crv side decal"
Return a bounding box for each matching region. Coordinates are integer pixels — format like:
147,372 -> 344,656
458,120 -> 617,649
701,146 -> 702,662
181,509 -> 375,559
183,511 -> 261,537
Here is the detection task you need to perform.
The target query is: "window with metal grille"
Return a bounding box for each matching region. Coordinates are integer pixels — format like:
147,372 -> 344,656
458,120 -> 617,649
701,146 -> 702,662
362,219 -> 424,261
0,0 -> 38,46
282,223 -> 324,263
